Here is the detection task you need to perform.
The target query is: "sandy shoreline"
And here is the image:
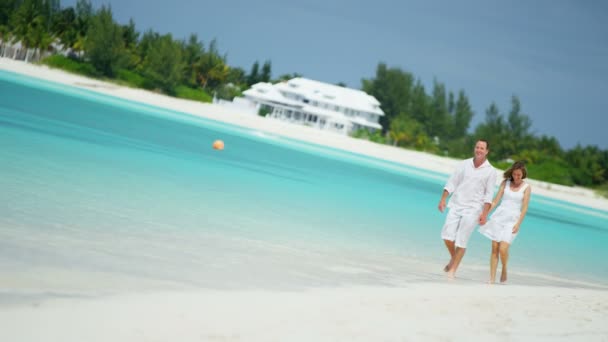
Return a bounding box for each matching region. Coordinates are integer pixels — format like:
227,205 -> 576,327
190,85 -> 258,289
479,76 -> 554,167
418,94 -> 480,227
1,284 -> 607,342
1,57 -> 607,211
2,57 -> 608,341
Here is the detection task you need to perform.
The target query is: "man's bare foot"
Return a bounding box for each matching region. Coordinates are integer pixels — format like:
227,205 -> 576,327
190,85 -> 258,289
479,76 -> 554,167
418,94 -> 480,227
486,279 -> 495,284
444,260 -> 453,272
447,271 -> 455,280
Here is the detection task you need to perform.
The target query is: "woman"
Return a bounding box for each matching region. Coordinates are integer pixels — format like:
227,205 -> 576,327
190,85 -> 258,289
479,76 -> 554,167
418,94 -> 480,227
479,161 -> 531,284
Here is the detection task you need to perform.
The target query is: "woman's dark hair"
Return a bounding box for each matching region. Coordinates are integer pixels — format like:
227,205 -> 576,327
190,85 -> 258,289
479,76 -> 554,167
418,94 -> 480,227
503,161 -> 527,180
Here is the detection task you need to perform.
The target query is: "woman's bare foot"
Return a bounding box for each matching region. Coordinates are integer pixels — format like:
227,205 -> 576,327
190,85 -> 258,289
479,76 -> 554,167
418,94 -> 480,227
486,279 -> 495,284
500,270 -> 507,283
447,271 -> 455,280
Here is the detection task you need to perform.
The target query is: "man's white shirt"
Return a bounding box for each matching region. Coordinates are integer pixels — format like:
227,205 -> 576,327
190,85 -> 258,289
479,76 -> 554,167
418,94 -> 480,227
444,158 -> 496,214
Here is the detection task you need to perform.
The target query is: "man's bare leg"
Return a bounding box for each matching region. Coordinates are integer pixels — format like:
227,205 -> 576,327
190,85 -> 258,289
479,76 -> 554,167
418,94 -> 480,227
499,242 -> 510,283
443,239 -> 456,272
488,241 -> 499,284
446,247 -> 466,279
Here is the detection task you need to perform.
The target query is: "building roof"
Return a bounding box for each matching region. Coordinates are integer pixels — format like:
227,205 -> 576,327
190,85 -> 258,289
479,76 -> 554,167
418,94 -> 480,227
241,78 -> 384,130
349,116 -> 382,129
242,82 -> 303,108
274,78 -> 384,116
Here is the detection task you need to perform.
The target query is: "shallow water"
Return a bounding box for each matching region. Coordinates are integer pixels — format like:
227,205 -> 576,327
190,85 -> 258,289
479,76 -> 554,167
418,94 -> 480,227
1,70 -> 607,297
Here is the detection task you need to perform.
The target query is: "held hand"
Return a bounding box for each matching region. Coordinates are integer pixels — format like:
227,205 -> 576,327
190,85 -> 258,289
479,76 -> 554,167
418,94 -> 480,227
478,214 -> 488,225
512,225 -> 520,234
438,200 -> 446,213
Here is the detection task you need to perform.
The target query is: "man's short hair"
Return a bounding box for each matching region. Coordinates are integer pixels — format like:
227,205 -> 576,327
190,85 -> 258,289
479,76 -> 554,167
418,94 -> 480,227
477,139 -> 489,150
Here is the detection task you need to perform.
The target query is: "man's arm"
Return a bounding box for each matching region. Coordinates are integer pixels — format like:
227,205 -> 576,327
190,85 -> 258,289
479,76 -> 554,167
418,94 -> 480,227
444,162 -> 465,195
478,202 -> 492,225
438,189 -> 450,212
439,161 -> 465,213
479,169 -> 498,224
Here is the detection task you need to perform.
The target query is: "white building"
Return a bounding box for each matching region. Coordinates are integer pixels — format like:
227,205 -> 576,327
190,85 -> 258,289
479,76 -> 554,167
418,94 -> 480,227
232,78 -> 384,135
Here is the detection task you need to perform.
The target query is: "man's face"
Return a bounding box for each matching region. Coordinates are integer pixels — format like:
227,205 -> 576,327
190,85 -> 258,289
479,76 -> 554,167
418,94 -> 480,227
474,141 -> 489,160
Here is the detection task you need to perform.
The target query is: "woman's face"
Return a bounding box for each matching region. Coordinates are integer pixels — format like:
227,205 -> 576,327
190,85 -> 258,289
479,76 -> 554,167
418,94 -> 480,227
512,169 -> 523,183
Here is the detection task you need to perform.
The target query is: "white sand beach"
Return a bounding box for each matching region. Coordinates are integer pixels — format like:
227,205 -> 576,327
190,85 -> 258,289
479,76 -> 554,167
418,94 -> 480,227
1,284 -> 607,342
1,57 -> 608,342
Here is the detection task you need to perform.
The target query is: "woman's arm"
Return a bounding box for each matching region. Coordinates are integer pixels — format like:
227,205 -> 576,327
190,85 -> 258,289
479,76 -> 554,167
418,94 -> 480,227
513,185 -> 532,234
490,180 -> 506,212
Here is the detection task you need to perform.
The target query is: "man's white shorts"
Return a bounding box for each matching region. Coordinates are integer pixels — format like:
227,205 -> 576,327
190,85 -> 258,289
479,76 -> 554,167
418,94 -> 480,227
441,209 -> 479,248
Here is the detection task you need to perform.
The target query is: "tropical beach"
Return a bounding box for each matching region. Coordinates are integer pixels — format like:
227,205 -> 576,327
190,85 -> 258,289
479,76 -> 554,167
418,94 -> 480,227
2,58 -> 607,210
2,57 -> 608,342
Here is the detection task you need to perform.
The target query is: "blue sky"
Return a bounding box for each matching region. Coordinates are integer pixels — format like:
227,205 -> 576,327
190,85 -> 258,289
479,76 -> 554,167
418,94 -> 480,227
64,0 -> 608,149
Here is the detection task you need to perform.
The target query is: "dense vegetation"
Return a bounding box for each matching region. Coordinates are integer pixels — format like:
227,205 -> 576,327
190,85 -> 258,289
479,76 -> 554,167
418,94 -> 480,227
360,64 -> 608,195
1,0 -> 606,195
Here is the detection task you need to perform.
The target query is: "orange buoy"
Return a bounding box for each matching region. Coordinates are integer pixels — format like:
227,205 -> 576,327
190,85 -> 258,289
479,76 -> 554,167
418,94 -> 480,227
212,140 -> 224,150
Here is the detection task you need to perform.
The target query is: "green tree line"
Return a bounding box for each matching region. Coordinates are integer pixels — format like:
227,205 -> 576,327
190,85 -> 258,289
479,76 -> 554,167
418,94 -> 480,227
1,0 -> 606,195
361,63 -> 608,193
0,0 -> 266,101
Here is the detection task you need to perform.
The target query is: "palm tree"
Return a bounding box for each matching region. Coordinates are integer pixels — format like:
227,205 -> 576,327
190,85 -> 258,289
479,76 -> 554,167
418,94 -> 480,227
10,0 -> 45,61
52,7 -> 77,52
0,25 -> 12,57
30,15 -> 53,61
194,40 -> 228,89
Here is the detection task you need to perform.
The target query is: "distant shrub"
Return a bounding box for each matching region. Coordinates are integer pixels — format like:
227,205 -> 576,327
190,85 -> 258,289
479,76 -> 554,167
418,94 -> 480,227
526,160 -> 574,186
351,129 -> 387,144
41,55 -> 99,77
215,83 -> 243,100
594,183 -> 608,199
115,69 -> 147,88
174,85 -> 212,103
368,130 -> 387,144
493,161 -> 512,171
258,106 -> 272,117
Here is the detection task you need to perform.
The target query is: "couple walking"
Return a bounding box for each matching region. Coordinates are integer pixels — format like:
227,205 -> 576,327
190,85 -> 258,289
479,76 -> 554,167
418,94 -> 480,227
438,140 -> 531,283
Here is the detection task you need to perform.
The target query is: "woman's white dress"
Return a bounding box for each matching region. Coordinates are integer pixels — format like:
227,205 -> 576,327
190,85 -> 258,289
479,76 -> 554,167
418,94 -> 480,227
479,180 -> 528,244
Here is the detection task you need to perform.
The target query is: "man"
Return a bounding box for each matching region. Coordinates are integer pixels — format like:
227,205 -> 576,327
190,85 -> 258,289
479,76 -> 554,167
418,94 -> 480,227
438,139 -> 496,279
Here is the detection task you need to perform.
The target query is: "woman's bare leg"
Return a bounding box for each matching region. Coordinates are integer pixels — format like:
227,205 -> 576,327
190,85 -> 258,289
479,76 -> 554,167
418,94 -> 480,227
499,242 -> 510,283
489,241 -> 499,284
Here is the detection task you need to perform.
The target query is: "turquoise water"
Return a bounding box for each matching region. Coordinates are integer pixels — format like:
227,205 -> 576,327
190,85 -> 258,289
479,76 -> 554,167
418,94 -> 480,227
1,70 -> 607,292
